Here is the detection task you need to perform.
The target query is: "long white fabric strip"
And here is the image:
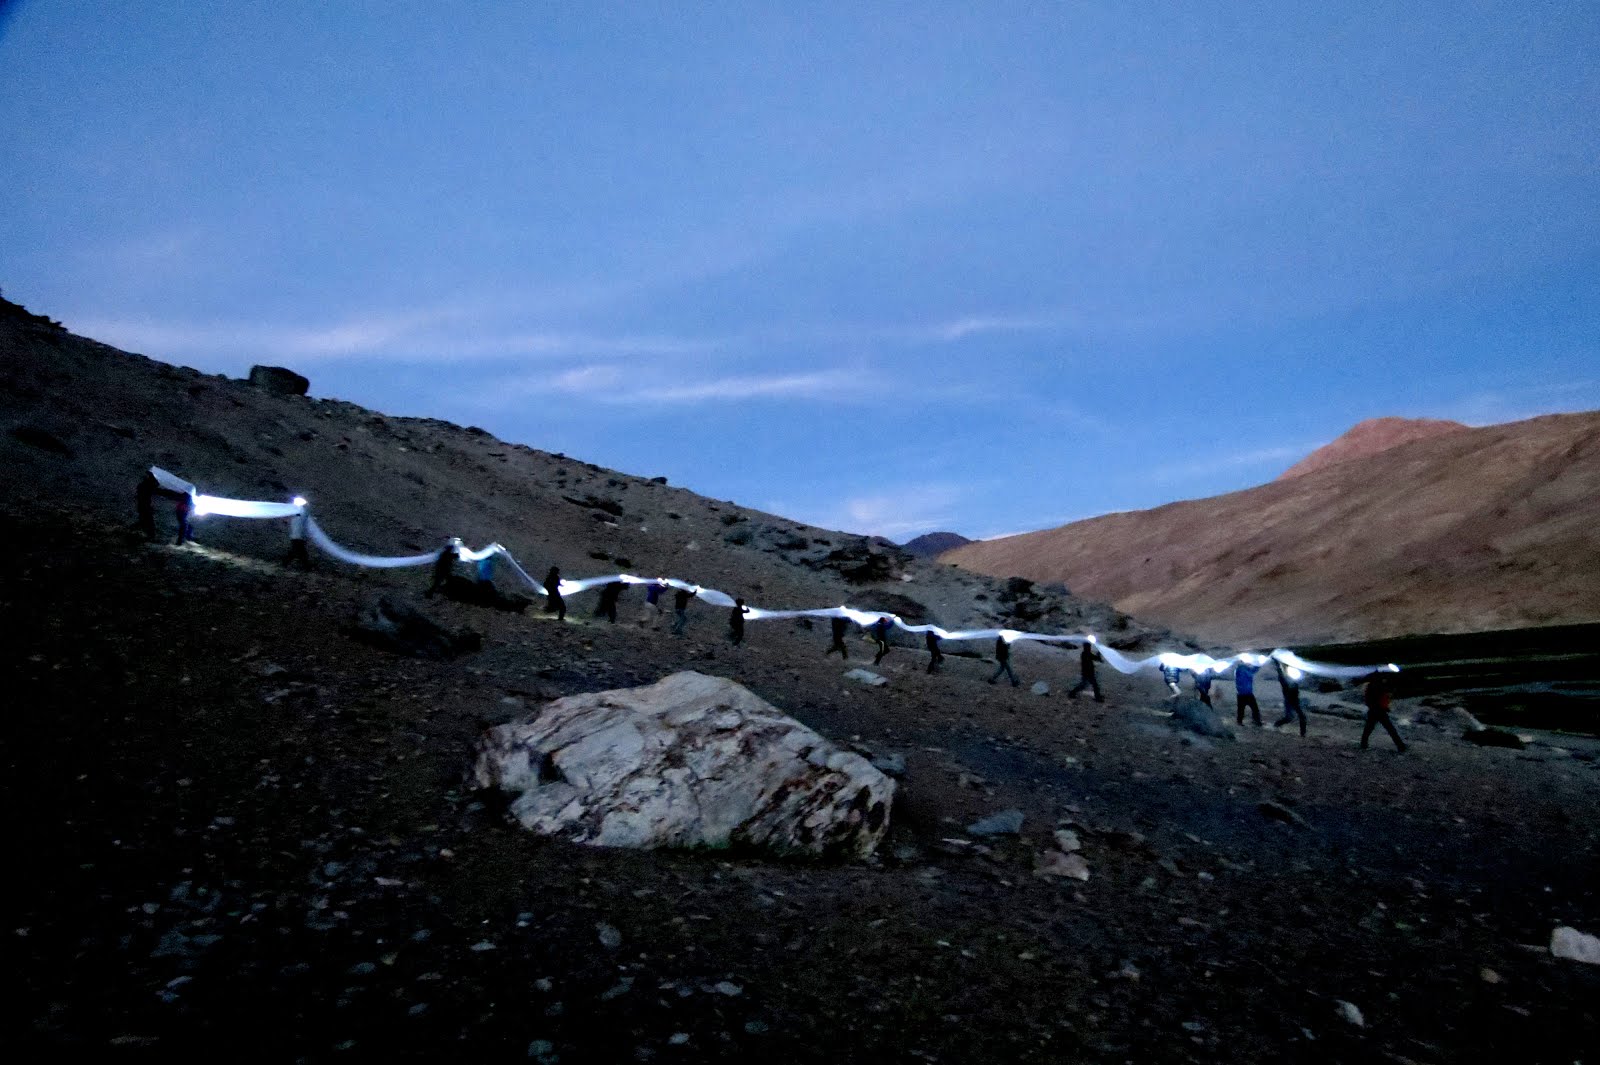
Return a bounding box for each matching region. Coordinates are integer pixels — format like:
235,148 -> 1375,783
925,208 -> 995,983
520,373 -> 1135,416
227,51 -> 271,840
163,471 -> 1398,680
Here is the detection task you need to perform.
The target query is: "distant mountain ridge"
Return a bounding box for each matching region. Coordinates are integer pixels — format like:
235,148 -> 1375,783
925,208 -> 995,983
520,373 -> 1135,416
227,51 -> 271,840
944,412 -> 1600,644
901,531 -> 971,558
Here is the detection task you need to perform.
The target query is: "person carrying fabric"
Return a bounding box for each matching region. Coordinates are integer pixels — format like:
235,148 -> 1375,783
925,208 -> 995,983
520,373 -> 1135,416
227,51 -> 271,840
594,581 -> 624,623
825,616 -> 850,658
729,598 -> 748,645
427,540 -> 459,596
1068,640 -> 1104,702
173,492 -> 194,546
670,586 -> 695,635
924,630 -> 944,674
987,635 -> 1020,687
1275,659 -> 1307,736
1193,667 -> 1215,707
135,471 -> 159,541
1160,662 -> 1183,698
1234,658 -> 1263,726
544,566 -> 566,620
284,503 -> 311,569
870,617 -> 892,665
1359,671 -> 1407,752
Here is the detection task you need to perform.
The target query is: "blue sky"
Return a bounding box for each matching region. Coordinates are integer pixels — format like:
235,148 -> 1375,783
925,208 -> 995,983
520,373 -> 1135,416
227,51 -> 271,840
2,2 -> 1596,539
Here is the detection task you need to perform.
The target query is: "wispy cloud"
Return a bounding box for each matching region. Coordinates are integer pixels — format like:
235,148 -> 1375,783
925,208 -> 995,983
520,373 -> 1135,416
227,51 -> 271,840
1423,378 -> 1600,426
783,483 -> 966,539
479,366 -> 877,409
1142,443 -> 1317,484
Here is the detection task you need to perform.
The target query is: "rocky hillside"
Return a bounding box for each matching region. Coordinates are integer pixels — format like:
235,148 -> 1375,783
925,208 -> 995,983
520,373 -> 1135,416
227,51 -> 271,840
944,412 -> 1600,645
900,531 -> 972,558
0,295 -> 1173,653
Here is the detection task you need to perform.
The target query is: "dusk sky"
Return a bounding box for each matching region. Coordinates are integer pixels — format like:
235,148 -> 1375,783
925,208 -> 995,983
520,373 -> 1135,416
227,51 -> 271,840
3,2 -> 1596,540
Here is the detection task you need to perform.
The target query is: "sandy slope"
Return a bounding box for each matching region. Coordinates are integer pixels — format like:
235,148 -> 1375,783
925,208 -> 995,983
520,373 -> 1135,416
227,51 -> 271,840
944,413 -> 1600,645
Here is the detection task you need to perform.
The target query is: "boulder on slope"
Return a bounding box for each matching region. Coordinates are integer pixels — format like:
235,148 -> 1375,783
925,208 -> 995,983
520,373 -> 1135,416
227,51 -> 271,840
471,672 -> 895,859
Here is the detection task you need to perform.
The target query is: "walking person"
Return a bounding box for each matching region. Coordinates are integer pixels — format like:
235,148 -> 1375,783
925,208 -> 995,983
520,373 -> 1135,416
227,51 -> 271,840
924,630 -> 944,674
870,616 -> 892,665
1160,661 -> 1183,698
1359,671 -> 1407,752
670,586 -> 696,635
987,635 -> 1020,687
825,616 -> 851,658
644,580 -> 664,616
544,566 -> 566,621
1193,666 -> 1214,708
427,540 -> 459,596
1234,657 -> 1263,726
1068,639 -> 1104,702
135,471 -> 159,541
173,492 -> 194,545
729,598 -> 748,645
594,581 -> 624,623
284,501 -> 311,569
1275,659 -> 1307,736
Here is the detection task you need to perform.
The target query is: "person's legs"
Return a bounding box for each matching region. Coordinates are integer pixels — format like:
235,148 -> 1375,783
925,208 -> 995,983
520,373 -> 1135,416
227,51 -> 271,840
1360,710 -> 1378,749
1379,710 -> 1406,751
672,609 -> 686,635
1090,676 -> 1103,702
1242,694 -> 1261,725
1006,663 -> 1019,687
988,662 -> 1005,684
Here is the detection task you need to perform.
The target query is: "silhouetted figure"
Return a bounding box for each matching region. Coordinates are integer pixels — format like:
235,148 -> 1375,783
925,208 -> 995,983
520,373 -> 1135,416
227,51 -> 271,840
428,541 -> 459,596
924,631 -> 944,674
1160,662 -> 1183,698
987,636 -> 1020,686
671,587 -> 695,635
594,581 -> 623,623
1234,658 -> 1263,726
1193,667 -> 1214,707
870,617 -> 892,665
1360,672 -> 1406,752
645,580 -> 664,613
729,598 -> 748,645
284,506 -> 311,569
825,616 -> 850,658
135,472 -> 159,541
1069,641 -> 1104,702
544,566 -> 566,620
173,493 -> 193,545
1275,660 -> 1306,736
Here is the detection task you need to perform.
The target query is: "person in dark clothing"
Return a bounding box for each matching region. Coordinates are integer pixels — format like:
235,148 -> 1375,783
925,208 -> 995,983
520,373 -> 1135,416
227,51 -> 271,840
1160,661 -> 1183,698
1193,667 -> 1214,707
825,616 -> 850,658
594,581 -> 624,623
645,580 -> 663,614
729,598 -> 748,645
428,541 -> 459,596
671,586 -> 695,635
1234,658 -> 1263,726
987,635 -> 1020,686
870,617 -> 892,665
135,472 -> 159,541
1069,640 -> 1104,701
924,630 -> 944,674
1360,672 -> 1407,752
543,566 -> 567,620
1275,659 -> 1306,736
173,492 -> 193,545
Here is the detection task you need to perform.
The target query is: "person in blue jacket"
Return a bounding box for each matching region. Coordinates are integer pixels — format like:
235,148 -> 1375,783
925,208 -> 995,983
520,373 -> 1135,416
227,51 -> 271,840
1234,657 -> 1263,726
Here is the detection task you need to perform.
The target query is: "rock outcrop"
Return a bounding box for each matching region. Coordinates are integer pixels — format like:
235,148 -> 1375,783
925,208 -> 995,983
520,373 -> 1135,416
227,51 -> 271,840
351,597 -> 481,659
247,364 -> 310,396
471,672 -> 894,859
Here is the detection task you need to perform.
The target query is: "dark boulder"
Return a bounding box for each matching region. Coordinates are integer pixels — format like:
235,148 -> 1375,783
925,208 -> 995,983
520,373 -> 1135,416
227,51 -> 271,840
1463,727 -> 1526,750
247,365 -> 310,396
352,597 -> 481,659
1168,697 -> 1234,740
8,425 -> 72,456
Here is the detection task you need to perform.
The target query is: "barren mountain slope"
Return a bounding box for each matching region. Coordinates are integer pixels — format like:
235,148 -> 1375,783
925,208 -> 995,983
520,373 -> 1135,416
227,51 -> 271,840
0,297 -> 1171,652
944,412 -> 1600,645
1275,416 -> 1470,480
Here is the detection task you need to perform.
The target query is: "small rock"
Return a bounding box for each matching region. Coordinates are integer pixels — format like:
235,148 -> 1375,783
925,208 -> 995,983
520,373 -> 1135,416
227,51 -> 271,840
669,1033 -> 690,1046
869,752 -> 907,778
1551,926 -> 1600,964
843,669 -> 889,688
966,809 -> 1024,837
1036,850 -> 1090,881
1463,727 -> 1526,750
743,1020 -> 769,1035
1334,1000 -> 1365,1027
527,1038 -> 557,1062
1030,681 -> 1050,696
348,961 -> 376,976
1257,800 -> 1310,830
712,980 -> 743,997
1053,829 -> 1082,852
1479,967 -> 1502,984
596,922 -> 623,949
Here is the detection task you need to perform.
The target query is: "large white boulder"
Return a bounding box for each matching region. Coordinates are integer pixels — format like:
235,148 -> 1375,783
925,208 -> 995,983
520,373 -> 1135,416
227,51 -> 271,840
471,671 -> 895,859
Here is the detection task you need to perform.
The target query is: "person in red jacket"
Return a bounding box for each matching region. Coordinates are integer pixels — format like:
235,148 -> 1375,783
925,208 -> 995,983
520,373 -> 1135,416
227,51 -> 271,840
1360,672 -> 1407,752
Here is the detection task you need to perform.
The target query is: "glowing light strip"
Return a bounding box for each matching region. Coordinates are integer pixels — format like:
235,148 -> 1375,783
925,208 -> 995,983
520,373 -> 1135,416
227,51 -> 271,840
164,471 -> 1401,680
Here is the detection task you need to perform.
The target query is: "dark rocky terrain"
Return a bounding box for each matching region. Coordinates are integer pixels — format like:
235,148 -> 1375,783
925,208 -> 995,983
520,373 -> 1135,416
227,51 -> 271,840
3,299 -> 1598,1062
900,531 -> 972,559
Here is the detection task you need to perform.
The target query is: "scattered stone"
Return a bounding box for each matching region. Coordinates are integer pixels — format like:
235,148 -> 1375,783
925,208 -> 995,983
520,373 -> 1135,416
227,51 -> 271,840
596,922 -> 622,949
1036,850 -> 1090,881
527,1038 -> 558,1062
1030,681 -> 1050,697
868,752 -> 906,778
843,669 -> 889,688
1334,1000 -> 1365,1027
473,672 -> 895,858
1464,728 -> 1527,750
966,809 -> 1024,837
744,1020 -> 769,1035
247,364 -> 310,396
712,980 -> 743,997
1257,800 -> 1311,830
1550,926 -> 1600,965
1479,967 -> 1502,984
1053,829 -> 1082,852
1168,697 -> 1235,740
